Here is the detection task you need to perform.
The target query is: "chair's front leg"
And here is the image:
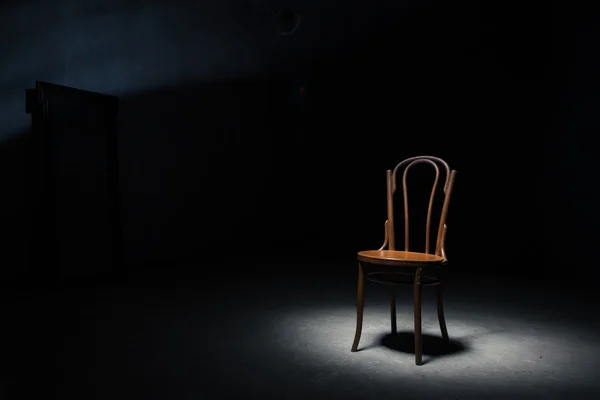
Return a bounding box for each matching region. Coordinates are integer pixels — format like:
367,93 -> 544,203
351,262 -> 365,352
413,268 -> 423,365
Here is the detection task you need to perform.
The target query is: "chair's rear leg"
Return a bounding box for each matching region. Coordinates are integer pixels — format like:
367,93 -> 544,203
413,268 -> 423,365
436,283 -> 450,343
390,290 -> 397,335
351,262 -> 365,352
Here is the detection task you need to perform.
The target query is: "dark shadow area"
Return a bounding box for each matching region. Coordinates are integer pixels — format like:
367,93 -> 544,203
115,79 -> 292,269
380,331 -> 468,359
0,285 -> 55,399
0,128 -> 37,282
0,131 -> 44,398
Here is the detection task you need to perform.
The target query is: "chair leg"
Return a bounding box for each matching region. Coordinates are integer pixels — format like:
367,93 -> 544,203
351,262 -> 365,352
436,283 -> 450,343
390,290 -> 397,335
413,268 -> 422,366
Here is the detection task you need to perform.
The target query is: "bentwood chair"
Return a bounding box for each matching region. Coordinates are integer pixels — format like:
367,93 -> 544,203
351,156 -> 457,365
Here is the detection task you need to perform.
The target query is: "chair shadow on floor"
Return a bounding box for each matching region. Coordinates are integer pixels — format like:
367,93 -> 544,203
366,331 -> 468,365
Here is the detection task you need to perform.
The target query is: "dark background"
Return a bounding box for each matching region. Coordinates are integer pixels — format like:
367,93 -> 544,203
0,1 -> 593,284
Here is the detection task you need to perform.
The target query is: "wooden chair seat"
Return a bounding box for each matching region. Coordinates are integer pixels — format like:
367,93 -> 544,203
358,251 -> 444,286
357,250 -> 445,267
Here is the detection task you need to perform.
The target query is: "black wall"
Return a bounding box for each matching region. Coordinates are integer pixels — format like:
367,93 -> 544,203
0,1 -> 592,284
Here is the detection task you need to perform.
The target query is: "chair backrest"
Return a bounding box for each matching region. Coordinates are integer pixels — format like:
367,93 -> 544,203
386,156 -> 457,257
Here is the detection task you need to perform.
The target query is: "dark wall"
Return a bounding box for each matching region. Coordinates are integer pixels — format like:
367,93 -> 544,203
547,6 -> 599,279
0,1 -> 588,282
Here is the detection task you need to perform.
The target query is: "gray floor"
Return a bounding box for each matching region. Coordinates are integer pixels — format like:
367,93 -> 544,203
9,262 -> 600,399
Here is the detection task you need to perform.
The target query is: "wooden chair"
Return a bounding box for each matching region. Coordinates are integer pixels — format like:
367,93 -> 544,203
351,156 -> 457,365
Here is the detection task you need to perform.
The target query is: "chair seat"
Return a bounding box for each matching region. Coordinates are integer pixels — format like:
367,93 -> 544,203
357,250 -> 445,267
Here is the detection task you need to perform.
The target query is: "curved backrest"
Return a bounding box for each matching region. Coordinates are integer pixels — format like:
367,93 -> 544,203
386,156 -> 457,256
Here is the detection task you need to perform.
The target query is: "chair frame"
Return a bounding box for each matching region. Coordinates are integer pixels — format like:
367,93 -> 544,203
351,156 -> 457,365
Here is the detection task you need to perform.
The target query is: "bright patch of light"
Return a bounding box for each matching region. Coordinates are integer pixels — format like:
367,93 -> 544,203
265,299 -> 600,392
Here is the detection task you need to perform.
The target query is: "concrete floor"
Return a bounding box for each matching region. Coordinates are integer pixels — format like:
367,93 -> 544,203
3,260 -> 600,399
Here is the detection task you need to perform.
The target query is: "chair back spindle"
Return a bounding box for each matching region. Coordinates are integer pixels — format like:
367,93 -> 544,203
386,156 -> 457,256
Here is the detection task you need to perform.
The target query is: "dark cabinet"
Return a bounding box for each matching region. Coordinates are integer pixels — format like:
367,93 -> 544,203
26,81 -> 121,282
